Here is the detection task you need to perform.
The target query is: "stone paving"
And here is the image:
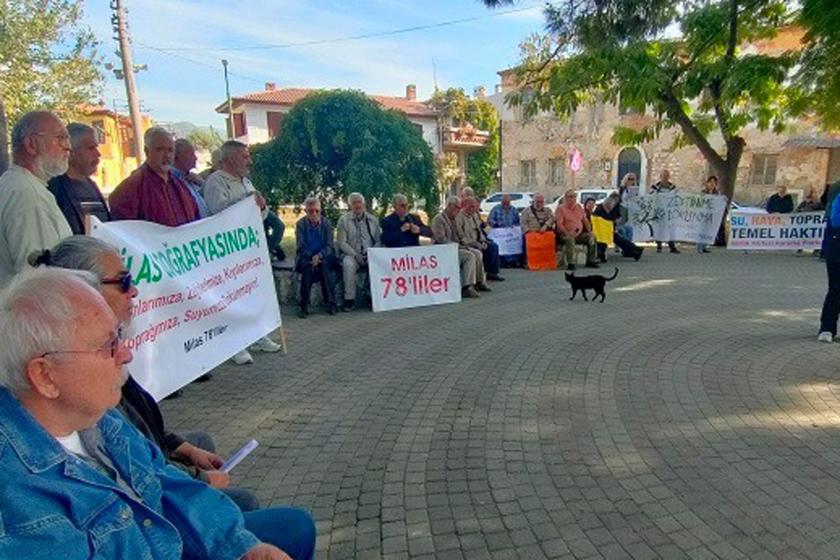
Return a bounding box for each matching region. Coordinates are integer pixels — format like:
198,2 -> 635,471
162,249 -> 840,560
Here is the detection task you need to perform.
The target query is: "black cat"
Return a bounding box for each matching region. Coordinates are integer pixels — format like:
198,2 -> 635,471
565,268 -> 619,302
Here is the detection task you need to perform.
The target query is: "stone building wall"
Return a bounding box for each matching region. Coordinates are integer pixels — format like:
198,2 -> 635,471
500,102 -> 832,206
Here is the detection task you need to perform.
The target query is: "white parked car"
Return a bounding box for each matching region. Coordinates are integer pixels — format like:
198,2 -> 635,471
547,188 -> 614,212
730,200 -> 766,214
479,192 -> 534,215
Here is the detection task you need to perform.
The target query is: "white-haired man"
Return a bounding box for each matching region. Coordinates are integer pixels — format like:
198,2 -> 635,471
109,126 -> 200,226
457,196 -> 503,282
380,193 -> 432,248
0,268 -> 315,559
204,139 -> 285,262
431,196 -> 482,298
0,111 -> 73,284
203,140 -> 282,363
336,192 -> 381,311
47,122 -> 111,235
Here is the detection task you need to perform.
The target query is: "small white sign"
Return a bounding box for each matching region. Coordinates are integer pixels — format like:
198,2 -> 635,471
487,227 -> 523,256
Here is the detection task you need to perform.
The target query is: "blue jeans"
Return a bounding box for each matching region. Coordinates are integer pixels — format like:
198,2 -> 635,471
243,507 -> 316,560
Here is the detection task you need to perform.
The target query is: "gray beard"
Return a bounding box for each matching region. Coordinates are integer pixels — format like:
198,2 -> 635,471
34,154 -> 69,181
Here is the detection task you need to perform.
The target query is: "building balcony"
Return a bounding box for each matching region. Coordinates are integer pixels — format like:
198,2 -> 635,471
442,124 -> 491,153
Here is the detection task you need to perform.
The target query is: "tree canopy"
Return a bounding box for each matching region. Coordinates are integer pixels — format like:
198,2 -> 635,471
0,0 -> 102,170
483,0 -> 838,200
251,90 -> 437,219
428,87 -> 500,198
187,126 -> 224,153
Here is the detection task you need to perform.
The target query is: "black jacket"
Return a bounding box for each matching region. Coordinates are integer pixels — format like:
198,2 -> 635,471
766,194 -> 794,214
47,173 -> 111,234
118,376 -> 185,456
380,212 -> 432,247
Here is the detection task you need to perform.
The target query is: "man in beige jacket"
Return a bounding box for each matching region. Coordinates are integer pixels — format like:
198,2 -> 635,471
430,196 -> 486,298
336,192 -> 381,311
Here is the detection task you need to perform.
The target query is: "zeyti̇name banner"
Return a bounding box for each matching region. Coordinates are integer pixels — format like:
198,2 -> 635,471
628,192 -> 727,244
728,211 -> 826,250
367,244 -> 461,312
90,197 -> 281,400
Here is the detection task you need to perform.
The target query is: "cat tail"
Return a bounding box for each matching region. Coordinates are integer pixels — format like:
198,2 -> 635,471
607,268 -> 619,281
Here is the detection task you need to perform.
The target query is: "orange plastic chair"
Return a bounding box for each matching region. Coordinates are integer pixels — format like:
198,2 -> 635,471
525,231 -> 557,270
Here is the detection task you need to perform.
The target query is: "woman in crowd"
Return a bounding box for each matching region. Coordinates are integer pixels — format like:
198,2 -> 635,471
697,175 -> 720,254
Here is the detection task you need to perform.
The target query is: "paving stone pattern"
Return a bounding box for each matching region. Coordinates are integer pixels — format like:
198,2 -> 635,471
162,250 -> 840,560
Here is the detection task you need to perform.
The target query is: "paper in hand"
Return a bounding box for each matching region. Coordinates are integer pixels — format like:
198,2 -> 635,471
221,439 -> 259,473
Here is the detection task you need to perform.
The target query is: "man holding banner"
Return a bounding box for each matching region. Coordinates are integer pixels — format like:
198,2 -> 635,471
204,140 -> 282,364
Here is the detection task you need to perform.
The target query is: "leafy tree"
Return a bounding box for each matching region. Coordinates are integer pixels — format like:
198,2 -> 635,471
0,0 -> 102,171
428,87 -> 500,199
187,126 -> 224,152
796,0 -> 840,129
251,90 -> 437,222
482,0 -> 829,201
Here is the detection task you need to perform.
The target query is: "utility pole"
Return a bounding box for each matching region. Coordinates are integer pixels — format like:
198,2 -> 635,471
112,0 -> 144,160
222,59 -> 234,139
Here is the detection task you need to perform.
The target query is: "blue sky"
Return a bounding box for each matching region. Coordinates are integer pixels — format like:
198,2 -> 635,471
82,0 -> 546,128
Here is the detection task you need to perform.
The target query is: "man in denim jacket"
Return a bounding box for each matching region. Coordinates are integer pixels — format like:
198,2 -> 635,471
0,268 -> 314,559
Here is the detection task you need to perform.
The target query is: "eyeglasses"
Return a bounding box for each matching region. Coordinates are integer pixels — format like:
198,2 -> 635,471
102,273 -> 133,293
41,327 -> 124,360
34,132 -> 71,145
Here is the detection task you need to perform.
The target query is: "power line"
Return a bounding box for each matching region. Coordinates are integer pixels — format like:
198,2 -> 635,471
136,5 -> 542,53
134,41 -> 267,84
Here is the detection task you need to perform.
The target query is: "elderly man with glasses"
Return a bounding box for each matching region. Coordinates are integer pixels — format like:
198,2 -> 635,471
27,235 -> 264,512
0,268 -> 315,559
380,193 -> 432,248
0,110 -> 73,284
295,197 -> 338,318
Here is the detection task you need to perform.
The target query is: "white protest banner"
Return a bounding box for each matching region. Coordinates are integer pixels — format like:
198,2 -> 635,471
628,192 -> 727,244
487,227 -> 523,256
90,197 -> 281,400
728,211 -> 826,250
368,244 -> 461,312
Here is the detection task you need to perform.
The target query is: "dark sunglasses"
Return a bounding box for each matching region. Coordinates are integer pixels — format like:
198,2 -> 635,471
102,273 -> 133,293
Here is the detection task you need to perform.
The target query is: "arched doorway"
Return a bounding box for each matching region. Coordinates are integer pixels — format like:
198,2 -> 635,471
615,147 -> 643,192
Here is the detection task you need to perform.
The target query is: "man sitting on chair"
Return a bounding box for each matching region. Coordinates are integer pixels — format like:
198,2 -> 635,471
554,189 -> 599,270
336,192 -> 380,311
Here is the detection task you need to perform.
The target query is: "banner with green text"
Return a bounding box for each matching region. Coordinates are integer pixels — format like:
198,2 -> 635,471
90,197 -> 281,400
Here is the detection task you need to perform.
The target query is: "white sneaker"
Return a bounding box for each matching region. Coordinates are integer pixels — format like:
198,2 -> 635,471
232,349 -> 254,365
252,336 -> 282,353
818,332 -> 834,343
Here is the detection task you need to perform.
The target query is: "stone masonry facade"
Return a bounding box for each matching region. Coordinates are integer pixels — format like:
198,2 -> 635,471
490,27 -> 840,205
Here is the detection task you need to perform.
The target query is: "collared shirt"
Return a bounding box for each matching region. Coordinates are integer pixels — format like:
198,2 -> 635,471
109,164 -> 199,226
171,168 -> 211,219
0,387 -> 259,559
555,203 -> 588,235
336,211 -> 381,257
203,169 -> 267,219
488,204 -> 520,228
0,164 -> 73,284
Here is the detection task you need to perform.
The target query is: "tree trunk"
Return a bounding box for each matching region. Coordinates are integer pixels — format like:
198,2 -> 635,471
0,97 -> 8,174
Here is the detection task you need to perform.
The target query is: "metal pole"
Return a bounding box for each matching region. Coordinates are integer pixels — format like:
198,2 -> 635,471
114,0 -> 144,160
222,59 -> 234,139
